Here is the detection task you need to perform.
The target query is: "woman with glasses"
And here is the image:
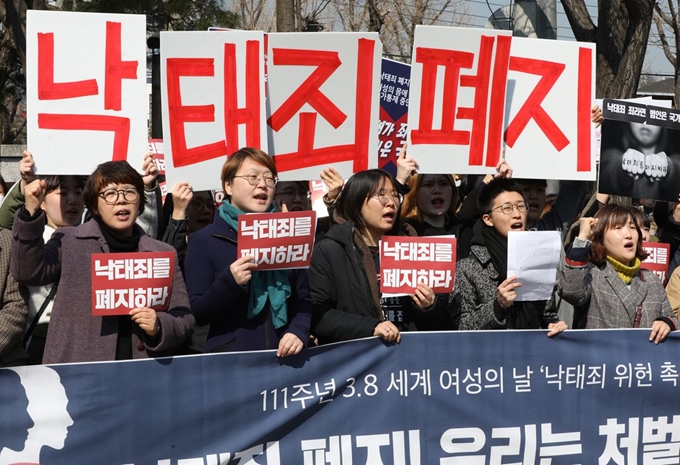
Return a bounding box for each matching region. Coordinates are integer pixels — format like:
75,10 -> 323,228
451,177 -> 567,334
309,169 -> 438,345
184,148 -> 311,356
11,161 -> 195,363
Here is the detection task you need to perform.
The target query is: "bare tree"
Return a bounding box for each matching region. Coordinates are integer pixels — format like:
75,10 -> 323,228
652,0 -> 680,104
561,0 -> 654,99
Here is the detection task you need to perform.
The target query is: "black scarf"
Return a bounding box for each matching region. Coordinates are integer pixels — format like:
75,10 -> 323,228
94,216 -> 141,253
471,219 -> 544,330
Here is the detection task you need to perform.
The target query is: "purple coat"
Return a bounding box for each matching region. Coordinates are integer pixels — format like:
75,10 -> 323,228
11,211 -> 195,364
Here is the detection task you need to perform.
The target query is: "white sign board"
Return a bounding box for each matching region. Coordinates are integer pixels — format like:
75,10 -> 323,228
503,37 -> 596,180
407,26 -> 513,175
26,10 -> 148,175
160,31 -> 267,191
266,32 -> 382,181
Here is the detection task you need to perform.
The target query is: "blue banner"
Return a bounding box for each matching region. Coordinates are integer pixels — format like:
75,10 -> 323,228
1,330 -> 679,464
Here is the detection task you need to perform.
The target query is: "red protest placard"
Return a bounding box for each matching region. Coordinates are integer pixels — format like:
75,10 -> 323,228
91,252 -> 175,316
641,241 -> 670,283
147,139 -> 166,175
380,236 -> 456,294
237,211 -> 317,270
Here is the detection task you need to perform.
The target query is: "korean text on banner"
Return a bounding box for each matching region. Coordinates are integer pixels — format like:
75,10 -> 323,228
148,139 -> 167,201
503,37 -> 596,181
91,252 -> 175,316
642,241 -> 670,284
266,32 -> 382,181
237,211 -> 317,270
380,236 -> 456,294
26,10 -> 148,175
378,58 -> 411,176
160,31 -> 267,191
407,26 -> 512,175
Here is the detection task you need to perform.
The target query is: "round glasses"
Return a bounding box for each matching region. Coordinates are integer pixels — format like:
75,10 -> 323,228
489,201 -> 528,215
276,189 -> 311,201
98,188 -> 139,205
372,191 -> 403,206
234,174 -> 278,188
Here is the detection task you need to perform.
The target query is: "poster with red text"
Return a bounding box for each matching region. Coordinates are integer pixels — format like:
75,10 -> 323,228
641,241 -> 670,284
148,138 -> 167,202
378,58 -> 411,177
266,33 -> 382,181
503,37 -> 596,180
407,26 -> 512,175
380,236 -> 456,294
160,31 -> 267,191
27,10 -> 148,175
237,211 -> 317,270
91,252 -> 175,316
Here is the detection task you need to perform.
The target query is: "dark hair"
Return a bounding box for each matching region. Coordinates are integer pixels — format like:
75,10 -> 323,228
630,207 -> 651,230
336,169 -> 401,236
401,173 -> 459,223
220,147 -> 277,199
0,174 -> 8,196
83,161 -> 145,216
590,204 -> 648,265
40,175 -> 86,196
477,177 -> 524,214
515,178 -> 547,188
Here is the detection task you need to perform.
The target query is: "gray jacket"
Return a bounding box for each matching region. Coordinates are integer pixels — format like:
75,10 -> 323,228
558,242 -> 679,329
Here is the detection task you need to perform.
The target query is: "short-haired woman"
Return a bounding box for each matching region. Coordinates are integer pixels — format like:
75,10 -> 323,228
559,204 -> 678,342
11,161 -> 194,363
184,148 -> 311,356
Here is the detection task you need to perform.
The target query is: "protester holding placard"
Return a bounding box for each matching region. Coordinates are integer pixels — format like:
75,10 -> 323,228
401,174 -> 460,237
309,169 -> 439,346
452,177 -> 567,335
558,204 -> 679,342
11,161 -> 194,363
185,148 -> 311,356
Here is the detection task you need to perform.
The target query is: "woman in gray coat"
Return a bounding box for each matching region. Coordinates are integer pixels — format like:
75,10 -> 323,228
11,161 -> 194,364
558,204 -> 678,343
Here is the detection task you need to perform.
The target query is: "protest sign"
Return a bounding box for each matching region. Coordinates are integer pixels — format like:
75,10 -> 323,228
266,32 -> 382,181
642,241 -> 671,283
407,26 -> 512,175
507,231 -> 561,301
599,99 -> 680,202
160,30 -> 267,191
147,138 -> 167,201
309,180 -> 330,218
1,331 -> 679,464
380,236 -> 456,294
237,211 -> 317,269
91,252 -> 175,316
503,37 -> 596,180
378,58 -> 411,176
26,10 -> 147,175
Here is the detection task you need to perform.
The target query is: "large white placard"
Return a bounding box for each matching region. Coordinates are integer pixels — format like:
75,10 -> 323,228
160,31 -> 267,191
407,26 -> 513,175
266,32 -> 382,181
26,10 -> 148,175
504,37 -> 596,180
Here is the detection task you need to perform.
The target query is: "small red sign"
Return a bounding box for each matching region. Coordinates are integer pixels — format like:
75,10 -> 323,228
91,251 -> 175,316
237,211 -> 317,270
641,241 -> 670,284
380,236 -> 456,294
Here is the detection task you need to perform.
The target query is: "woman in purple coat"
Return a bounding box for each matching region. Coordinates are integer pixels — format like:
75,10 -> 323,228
11,161 -> 194,364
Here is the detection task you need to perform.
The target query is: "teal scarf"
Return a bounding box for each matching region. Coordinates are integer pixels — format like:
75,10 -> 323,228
219,200 -> 292,329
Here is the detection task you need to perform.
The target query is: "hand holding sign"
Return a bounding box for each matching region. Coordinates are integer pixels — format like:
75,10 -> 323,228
411,283 -> 435,309
19,151 -> 37,194
396,143 -> 418,185
171,182 -> 193,220
230,255 -> 258,286
142,152 -> 159,188
24,179 -> 46,216
497,276 -> 522,309
277,332 -> 303,358
130,306 -> 159,337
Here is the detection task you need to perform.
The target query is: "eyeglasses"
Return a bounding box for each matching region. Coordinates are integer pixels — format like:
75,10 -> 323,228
233,174 -> 278,188
276,189 -> 311,200
489,201 -> 528,215
98,188 -> 139,205
190,199 -> 215,214
372,191 -> 403,206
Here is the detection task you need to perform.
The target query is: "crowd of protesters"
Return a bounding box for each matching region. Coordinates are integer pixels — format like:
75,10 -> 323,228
0,106 -> 678,367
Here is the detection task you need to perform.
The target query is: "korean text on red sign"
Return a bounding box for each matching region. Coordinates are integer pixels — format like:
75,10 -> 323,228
237,211 -> 317,270
26,10 -> 148,175
91,252 -> 175,316
641,241 -> 670,283
380,236 -> 457,294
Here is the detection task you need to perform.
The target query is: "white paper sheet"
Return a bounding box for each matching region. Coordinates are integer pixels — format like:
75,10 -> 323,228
507,231 -> 561,301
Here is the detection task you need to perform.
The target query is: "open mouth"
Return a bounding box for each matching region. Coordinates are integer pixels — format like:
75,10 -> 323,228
510,221 -> 523,231
115,209 -> 131,220
253,193 -> 268,201
624,241 -> 635,251
431,196 -> 445,208
383,211 -> 395,222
